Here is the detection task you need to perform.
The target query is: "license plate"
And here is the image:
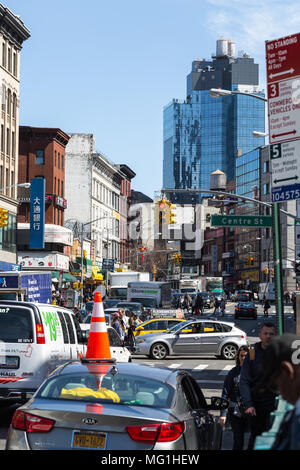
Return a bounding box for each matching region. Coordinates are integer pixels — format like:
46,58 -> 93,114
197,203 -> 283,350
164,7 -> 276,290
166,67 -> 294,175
72,431 -> 107,449
0,356 -> 19,369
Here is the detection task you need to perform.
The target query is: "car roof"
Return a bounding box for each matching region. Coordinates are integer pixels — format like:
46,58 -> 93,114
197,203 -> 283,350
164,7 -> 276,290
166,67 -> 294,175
50,361 -> 181,388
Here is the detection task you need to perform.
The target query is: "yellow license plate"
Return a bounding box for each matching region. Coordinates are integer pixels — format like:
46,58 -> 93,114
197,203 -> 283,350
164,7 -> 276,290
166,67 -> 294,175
72,432 -> 106,449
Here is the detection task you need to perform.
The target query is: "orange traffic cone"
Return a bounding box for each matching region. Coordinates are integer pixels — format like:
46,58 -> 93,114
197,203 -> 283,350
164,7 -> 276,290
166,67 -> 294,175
85,292 -> 111,360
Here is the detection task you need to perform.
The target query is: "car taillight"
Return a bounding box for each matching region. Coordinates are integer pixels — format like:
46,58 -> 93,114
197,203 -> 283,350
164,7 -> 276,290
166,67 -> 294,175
126,422 -> 185,444
36,323 -> 46,344
12,410 -> 55,433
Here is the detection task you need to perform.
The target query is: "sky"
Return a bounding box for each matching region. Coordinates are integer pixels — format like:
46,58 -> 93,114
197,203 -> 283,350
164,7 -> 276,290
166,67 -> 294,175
4,0 -> 300,199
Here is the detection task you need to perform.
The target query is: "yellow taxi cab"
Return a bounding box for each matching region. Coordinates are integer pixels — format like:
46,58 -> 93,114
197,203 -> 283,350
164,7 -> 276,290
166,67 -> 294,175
133,318 -> 186,337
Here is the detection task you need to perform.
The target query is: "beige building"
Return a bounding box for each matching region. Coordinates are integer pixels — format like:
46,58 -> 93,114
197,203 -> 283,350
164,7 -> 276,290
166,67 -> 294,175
0,5 -> 30,265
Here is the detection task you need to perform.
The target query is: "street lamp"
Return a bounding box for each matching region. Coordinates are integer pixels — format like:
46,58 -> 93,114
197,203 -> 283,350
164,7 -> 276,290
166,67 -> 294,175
209,88 -> 267,102
80,215 -> 118,306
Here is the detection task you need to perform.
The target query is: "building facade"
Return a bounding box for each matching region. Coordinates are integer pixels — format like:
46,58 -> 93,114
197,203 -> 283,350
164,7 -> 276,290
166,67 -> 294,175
163,38 -> 265,204
18,126 -> 70,226
0,5 -> 30,265
64,134 -> 131,271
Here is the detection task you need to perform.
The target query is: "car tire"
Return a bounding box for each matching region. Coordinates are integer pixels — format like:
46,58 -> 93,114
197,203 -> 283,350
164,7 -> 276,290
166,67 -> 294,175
150,342 -> 169,360
221,343 -> 238,360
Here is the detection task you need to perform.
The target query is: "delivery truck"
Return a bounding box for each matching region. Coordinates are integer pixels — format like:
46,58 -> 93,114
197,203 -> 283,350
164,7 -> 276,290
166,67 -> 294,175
127,281 -> 172,310
109,271 -> 151,299
0,271 -> 52,304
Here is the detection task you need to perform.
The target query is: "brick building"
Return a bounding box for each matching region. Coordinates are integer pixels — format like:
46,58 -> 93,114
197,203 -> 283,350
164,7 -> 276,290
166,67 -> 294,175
18,126 -> 70,226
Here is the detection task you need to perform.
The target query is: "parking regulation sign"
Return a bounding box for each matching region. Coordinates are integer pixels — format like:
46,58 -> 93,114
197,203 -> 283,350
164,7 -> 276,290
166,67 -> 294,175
270,139 -> 300,201
266,33 -> 300,201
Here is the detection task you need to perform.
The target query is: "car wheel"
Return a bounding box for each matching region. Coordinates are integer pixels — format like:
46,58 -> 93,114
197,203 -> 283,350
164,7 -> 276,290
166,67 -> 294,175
150,342 -> 169,360
221,343 -> 238,360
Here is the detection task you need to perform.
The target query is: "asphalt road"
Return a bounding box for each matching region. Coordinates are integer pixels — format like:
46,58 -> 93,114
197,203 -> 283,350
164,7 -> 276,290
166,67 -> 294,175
0,302 -> 296,451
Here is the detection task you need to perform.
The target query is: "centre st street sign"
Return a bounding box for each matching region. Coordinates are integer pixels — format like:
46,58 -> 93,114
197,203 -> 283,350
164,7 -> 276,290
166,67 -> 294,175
211,215 -> 273,228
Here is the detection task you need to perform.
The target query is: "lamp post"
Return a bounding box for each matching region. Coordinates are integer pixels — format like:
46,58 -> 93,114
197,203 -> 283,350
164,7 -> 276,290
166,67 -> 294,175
208,88 -> 286,335
80,215 -> 118,307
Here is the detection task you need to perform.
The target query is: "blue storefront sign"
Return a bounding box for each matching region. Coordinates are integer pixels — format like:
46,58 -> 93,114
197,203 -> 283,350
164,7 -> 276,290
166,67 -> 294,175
30,178 -> 45,249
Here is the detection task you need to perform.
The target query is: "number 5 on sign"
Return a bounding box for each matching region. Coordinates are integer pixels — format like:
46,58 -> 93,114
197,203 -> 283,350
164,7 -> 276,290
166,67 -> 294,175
270,143 -> 282,160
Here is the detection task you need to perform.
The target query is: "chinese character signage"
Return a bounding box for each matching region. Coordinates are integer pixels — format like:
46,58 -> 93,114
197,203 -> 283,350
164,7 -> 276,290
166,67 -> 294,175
30,178 -> 45,249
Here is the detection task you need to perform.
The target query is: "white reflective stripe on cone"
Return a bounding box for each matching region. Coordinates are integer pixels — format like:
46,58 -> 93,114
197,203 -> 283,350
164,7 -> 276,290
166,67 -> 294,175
90,321 -> 108,333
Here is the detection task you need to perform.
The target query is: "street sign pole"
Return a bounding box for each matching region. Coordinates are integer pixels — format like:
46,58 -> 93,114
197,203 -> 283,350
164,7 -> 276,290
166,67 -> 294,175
272,203 -> 284,335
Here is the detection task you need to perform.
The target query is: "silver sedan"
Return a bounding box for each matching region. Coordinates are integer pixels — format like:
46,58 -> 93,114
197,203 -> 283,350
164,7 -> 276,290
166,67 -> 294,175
135,319 -> 248,360
6,360 -> 228,450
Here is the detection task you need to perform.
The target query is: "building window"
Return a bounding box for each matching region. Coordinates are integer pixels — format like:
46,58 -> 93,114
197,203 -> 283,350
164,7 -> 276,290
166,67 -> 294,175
2,42 -> 6,68
61,180 -> 63,197
7,89 -> 11,115
54,150 -> 57,166
61,154 -> 64,170
6,128 -> 10,155
1,125 -> 4,152
13,52 -> 17,77
12,93 -> 16,118
263,183 -> 270,195
58,152 -> 60,169
54,177 -> 56,194
35,150 -> 45,165
263,160 -> 269,173
7,48 -> 11,73
12,131 -> 15,157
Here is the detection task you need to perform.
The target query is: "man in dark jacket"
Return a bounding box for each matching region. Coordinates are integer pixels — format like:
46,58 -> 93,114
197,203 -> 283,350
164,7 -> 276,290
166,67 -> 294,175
239,322 -> 277,450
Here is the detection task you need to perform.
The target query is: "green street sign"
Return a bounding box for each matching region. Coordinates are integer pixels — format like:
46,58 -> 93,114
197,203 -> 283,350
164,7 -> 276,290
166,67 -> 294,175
211,214 -> 273,228
295,219 -> 300,226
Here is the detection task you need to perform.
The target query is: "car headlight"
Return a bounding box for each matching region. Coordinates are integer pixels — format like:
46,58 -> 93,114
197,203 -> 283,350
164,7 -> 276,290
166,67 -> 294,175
136,339 -> 145,344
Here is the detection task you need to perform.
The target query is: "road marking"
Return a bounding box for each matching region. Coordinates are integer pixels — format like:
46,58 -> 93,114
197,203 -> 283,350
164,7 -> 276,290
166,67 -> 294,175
193,364 -> 209,371
218,365 -> 234,375
168,363 -> 182,369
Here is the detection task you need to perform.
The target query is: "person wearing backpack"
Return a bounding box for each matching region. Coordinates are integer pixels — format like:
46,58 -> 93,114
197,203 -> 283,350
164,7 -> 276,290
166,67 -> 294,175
239,322 -> 277,450
219,345 -> 250,449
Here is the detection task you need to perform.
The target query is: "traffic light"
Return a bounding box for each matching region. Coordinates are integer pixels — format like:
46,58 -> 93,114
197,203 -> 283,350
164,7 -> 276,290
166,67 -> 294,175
155,199 -> 171,225
0,208 -> 8,227
249,256 -> 254,266
169,203 -> 177,224
263,267 -> 269,275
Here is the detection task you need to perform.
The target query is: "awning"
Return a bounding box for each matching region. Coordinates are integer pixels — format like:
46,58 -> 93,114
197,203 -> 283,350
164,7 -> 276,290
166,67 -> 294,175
63,273 -> 77,283
92,266 -> 103,281
51,271 -> 60,282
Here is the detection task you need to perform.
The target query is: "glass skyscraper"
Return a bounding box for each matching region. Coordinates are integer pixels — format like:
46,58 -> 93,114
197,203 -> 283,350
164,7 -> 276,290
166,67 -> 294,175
163,39 -> 265,203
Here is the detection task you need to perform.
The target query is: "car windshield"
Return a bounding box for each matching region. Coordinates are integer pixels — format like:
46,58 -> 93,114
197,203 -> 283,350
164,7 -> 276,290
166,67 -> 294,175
167,320 -> 191,333
237,302 -> 254,308
36,370 -> 174,408
0,306 -> 34,343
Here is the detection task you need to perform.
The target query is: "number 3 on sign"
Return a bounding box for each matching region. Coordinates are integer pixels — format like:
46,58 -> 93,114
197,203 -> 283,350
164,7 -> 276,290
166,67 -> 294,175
268,83 -> 278,98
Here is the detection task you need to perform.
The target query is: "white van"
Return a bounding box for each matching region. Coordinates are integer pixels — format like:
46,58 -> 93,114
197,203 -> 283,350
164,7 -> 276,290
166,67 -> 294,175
0,301 -> 131,403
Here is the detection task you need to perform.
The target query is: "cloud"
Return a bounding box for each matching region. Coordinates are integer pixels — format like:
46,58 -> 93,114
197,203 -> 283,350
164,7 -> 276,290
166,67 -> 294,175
205,0 -> 300,61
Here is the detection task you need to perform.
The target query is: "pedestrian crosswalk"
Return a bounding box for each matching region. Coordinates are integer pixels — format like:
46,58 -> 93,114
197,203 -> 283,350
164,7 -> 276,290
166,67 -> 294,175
140,360 -> 235,376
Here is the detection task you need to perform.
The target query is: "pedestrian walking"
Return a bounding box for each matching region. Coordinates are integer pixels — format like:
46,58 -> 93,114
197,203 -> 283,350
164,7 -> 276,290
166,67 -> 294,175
73,307 -> 82,323
259,333 -> 300,450
239,322 -> 277,450
219,345 -> 250,450
220,297 -> 226,316
214,297 -> 221,315
292,293 -> 297,321
263,298 -> 271,317
194,293 -> 204,315
183,292 -> 192,313
111,313 -> 123,338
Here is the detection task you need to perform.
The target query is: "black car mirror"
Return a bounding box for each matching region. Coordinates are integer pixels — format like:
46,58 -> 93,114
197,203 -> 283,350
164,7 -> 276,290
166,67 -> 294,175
207,397 -> 229,411
81,330 -> 89,344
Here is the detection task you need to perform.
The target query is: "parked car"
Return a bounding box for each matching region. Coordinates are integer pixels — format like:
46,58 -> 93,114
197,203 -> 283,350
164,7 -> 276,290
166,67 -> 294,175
79,325 -> 132,363
6,361 -> 228,450
235,301 -> 257,320
135,319 -> 248,360
133,318 -> 186,337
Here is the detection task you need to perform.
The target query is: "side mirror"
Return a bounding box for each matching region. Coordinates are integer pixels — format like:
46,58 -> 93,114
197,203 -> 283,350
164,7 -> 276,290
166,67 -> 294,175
207,397 -> 229,411
81,330 -> 89,344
